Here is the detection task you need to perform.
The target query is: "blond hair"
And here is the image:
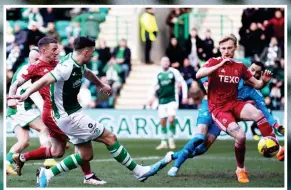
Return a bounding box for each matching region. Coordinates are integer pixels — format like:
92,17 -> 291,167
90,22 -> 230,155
219,34 -> 237,46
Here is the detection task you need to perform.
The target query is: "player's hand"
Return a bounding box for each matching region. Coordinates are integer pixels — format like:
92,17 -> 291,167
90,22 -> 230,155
219,58 -> 233,66
11,93 -> 29,102
182,98 -> 188,105
100,84 -> 112,96
261,70 -> 273,83
148,98 -> 154,107
7,98 -> 18,108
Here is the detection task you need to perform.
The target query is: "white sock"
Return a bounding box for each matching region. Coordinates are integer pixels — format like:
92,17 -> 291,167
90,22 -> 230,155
237,167 -> 245,171
45,168 -> 54,180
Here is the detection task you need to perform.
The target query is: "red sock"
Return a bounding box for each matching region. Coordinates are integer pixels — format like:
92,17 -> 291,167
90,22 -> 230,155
23,147 -> 52,161
257,117 -> 276,138
234,141 -> 245,169
80,161 -> 92,176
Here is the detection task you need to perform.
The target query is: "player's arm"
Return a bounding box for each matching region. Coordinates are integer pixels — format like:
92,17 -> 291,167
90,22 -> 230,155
8,77 -> 27,98
84,67 -> 112,95
196,58 -> 231,79
29,90 -> 44,112
15,73 -> 55,102
173,68 -> 188,104
7,77 -> 28,108
148,73 -> 159,106
246,70 -> 272,90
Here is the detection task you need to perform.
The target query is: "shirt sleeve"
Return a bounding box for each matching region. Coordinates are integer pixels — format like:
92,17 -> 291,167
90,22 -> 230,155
172,68 -> 188,99
21,64 -> 37,81
50,61 -> 73,82
242,64 -> 252,80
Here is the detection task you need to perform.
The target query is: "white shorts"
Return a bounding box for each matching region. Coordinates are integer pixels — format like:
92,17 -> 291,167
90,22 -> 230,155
158,101 -> 178,119
7,109 -> 40,132
56,110 -> 105,145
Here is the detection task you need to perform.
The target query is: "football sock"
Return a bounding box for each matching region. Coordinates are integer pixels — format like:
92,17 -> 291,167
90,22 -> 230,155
161,127 -> 168,141
6,152 -> 13,164
191,143 -> 208,157
169,123 -> 176,138
107,141 -> 137,171
173,133 -> 205,168
234,141 -> 246,169
50,153 -> 84,177
22,147 -> 52,162
257,117 -> 276,138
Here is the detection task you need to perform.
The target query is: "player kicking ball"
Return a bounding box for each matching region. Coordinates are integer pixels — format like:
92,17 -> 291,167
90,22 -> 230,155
148,57 -> 188,150
6,49 -> 57,175
153,61 -> 284,178
13,37 -> 163,187
152,34 -> 275,184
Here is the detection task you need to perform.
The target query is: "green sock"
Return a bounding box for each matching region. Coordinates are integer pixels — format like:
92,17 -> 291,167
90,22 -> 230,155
107,141 -> 137,171
169,123 -> 176,137
6,152 -> 13,164
50,153 -> 84,176
161,126 -> 168,141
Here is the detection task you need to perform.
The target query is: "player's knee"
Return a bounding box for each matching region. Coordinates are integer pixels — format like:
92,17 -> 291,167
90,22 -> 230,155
51,149 -> 65,158
236,132 -> 246,144
80,154 -> 93,161
168,117 -> 175,124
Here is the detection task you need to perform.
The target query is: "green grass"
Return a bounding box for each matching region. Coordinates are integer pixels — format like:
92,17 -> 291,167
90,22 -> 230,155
6,138 -> 284,188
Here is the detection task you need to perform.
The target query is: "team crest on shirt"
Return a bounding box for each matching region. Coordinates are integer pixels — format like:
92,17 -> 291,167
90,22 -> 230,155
221,69 -> 225,73
222,118 -> 227,124
234,70 -> 238,75
44,69 -> 48,73
168,73 -> 174,79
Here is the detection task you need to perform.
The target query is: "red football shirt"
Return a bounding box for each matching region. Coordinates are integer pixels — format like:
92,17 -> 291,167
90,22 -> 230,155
203,57 -> 252,112
22,59 -> 58,110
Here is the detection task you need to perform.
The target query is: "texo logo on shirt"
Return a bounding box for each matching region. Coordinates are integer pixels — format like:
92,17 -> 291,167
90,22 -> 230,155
218,75 -> 239,83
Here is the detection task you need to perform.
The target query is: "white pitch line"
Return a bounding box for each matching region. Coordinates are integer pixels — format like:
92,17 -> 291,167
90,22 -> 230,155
22,155 -> 280,166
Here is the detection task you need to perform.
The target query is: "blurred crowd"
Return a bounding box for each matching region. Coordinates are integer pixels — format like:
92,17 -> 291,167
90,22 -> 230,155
6,7 -> 285,110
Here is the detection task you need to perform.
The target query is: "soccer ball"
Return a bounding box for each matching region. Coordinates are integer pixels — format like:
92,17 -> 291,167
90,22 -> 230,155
258,136 -> 280,158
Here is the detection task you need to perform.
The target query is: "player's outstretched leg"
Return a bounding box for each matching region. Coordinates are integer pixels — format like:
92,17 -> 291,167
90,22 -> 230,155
168,133 -> 205,176
36,153 -> 107,187
98,129 -> 164,182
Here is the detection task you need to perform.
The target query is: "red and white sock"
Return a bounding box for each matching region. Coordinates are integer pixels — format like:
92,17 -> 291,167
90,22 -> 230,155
256,117 -> 276,138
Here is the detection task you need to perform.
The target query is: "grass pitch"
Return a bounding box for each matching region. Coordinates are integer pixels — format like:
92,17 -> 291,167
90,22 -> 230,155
6,138 -> 284,188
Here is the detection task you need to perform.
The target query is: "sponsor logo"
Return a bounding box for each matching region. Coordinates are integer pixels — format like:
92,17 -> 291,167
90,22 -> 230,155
218,75 -> 240,83
88,123 -> 93,128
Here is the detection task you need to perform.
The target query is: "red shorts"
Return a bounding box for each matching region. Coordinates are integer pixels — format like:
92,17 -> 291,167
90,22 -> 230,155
42,108 -> 68,141
211,100 -> 247,132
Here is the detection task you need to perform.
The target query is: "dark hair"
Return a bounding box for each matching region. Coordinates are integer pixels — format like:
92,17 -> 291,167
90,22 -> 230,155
37,37 -> 58,49
73,36 -> 96,51
251,61 -> 265,71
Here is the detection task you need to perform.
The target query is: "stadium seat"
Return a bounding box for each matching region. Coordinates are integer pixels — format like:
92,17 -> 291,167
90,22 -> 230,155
55,20 -> 70,39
